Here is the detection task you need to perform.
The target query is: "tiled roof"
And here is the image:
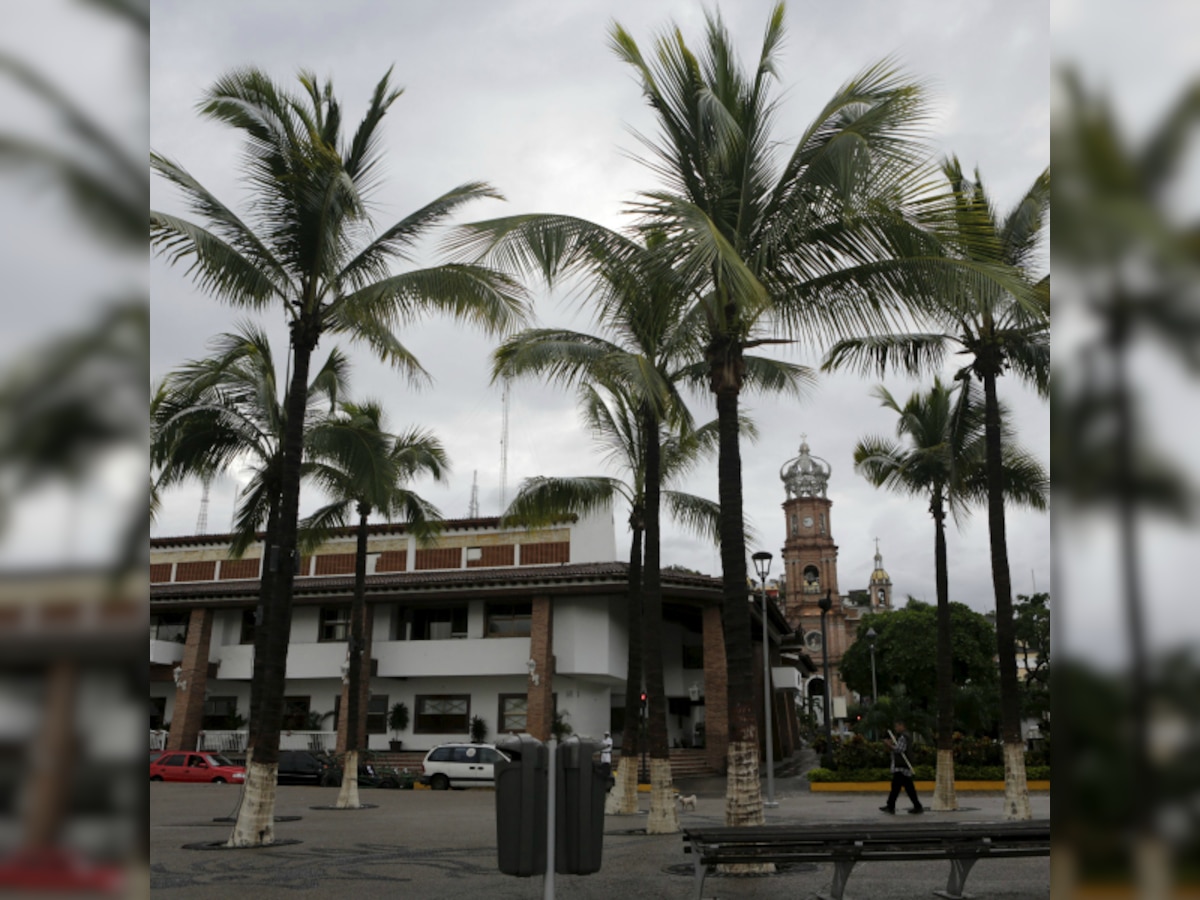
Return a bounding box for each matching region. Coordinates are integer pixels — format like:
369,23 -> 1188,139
151,561 -> 723,604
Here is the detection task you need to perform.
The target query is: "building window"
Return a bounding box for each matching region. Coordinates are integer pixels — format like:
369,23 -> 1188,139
240,608 -> 258,645
282,696 -> 311,731
150,697 -> 166,730
319,607 -> 351,642
150,612 -> 187,643
411,605 -> 468,640
414,695 -> 470,734
202,696 -> 239,730
486,602 -> 532,637
332,694 -> 389,735
498,694 -> 527,733
681,643 -> 704,670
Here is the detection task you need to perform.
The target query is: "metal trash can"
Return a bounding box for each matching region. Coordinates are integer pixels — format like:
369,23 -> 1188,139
554,737 -> 608,875
494,734 -> 547,876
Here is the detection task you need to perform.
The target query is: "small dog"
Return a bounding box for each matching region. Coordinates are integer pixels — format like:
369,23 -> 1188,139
675,792 -> 697,812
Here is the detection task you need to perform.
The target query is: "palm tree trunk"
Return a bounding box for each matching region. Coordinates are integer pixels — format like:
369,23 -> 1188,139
982,370 -> 1030,821
336,505 -> 370,809
247,491 -> 280,753
641,410 -> 678,834
607,519 -> 644,815
931,490 -> 957,811
228,318 -> 317,847
713,377 -> 764,828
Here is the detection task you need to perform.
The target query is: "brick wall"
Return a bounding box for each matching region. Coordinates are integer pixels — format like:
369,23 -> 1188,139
414,547 -> 460,570
702,604 -> 728,773
150,563 -> 172,583
166,608 -> 214,752
525,595 -> 554,741
314,553 -> 356,576
519,542 -> 569,565
174,561 -> 216,582
375,550 -> 408,573
219,558 -> 260,580
467,544 -> 514,568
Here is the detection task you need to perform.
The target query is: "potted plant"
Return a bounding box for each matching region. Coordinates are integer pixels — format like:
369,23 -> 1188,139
469,714 -> 488,744
388,701 -> 409,751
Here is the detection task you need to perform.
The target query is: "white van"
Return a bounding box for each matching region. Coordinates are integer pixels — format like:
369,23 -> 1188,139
418,742 -> 510,789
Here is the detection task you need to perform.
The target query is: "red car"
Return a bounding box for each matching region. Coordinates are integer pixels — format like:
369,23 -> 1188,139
149,751 -> 245,783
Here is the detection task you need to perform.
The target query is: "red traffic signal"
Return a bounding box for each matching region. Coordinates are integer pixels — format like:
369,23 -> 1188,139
640,692 -> 647,703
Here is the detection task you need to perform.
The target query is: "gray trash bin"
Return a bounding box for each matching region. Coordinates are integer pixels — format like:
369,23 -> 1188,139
494,734 -> 547,876
555,737 -> 608,875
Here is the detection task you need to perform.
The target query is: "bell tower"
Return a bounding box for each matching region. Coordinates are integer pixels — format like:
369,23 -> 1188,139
779,437 -> 839,629
869,538 -> 893,610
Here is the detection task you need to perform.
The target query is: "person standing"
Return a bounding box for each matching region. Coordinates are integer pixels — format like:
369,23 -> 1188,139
881,720 -> 924,814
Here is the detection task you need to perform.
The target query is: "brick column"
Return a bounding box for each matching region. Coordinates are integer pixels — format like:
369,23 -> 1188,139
525,595 -> 554,741
702,603 -> 728,773
336,606 -> 374,753
166,607 -> 213,752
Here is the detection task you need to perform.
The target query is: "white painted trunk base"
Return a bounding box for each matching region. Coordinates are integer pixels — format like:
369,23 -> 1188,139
335,749 -> 361,809
605,761 -> 638,815
645,758 -> 679,834
227,760 -> 278,847
1134,836 -> 1172,900
718,739 -> 773,874
1002,741 -> 1032,820
933,748 -> 958,811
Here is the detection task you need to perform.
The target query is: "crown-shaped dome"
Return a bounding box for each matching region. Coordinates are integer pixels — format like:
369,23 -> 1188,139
780,438 -> 831,499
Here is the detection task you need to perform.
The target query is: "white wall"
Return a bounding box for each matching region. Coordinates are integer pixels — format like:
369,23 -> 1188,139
374,636 -> 529,678
569,504 -> 617,563
553,596 -> 623,680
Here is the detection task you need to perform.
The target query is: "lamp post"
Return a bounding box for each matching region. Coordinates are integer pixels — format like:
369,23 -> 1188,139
818,590 -> 834,768
751,551 -> 778,809
866,626 -> 878,741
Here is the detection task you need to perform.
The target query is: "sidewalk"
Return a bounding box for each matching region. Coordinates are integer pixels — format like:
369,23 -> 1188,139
150,774 -> 1049,899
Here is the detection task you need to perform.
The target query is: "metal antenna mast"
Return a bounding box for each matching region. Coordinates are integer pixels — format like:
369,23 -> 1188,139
499,378 -> 511,512
195,479 -> 211,534
468,470 -> 480,519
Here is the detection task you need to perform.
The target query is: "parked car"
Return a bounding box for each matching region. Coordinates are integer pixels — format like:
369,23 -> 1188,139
149,751 -> 245,784
419,743 -> 509,790
318,758 -> 404,789
276,750 -> 342,786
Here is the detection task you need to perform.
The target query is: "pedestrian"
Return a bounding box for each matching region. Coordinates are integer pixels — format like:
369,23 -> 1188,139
881,720 -> 924,814
600,731 -> 613,766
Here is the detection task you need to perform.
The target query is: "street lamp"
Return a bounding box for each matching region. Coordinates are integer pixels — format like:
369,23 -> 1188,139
751,551 -> 778,809
818,589 -> 834,767
866,627 -> 878,704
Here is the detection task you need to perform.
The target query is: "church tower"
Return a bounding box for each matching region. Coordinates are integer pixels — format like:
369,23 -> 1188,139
868,539 -> 893,611
779,437 -> 839,630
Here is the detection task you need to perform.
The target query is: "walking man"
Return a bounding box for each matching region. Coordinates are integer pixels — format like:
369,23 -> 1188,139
881,720 -> 924,814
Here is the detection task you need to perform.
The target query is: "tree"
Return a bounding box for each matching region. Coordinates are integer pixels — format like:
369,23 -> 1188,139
150,67 -> 526,846
825,159 -> 1049,819
853,378 -> 1047,809
609,4 -> 1007,826
453,212 -> 801,830
151,324 -> 348,749
303,401 -> 447,809
1013,592 -> 1050,722
840,600 -> 998,736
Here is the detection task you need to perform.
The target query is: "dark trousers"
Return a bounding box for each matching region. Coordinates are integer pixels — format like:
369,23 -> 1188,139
886,771 -> 922,810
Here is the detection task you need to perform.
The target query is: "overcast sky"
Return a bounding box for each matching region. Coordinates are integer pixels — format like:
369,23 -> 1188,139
147,0 -> 1052,623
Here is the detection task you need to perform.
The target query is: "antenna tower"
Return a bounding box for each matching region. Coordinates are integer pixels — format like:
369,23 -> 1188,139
195,479 -> 211,534
468,470 -> 480,519
499,378 -> 511,512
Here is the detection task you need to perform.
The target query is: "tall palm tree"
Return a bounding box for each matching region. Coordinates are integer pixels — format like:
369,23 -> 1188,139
825,159 -> 1050,819
150,68 -> 526,845
457,211 -> 803,832
854,378 -> 1047,811
150,324 -> 348,751
303,402 -> 447,810
607,4 -> 1011,825
502,386 -> 726,826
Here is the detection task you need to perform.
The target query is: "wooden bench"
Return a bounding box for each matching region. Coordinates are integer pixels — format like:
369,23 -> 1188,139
682,820 -> 1050,900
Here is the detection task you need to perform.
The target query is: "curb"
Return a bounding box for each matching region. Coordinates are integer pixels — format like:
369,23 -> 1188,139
809,780 -> 1050,792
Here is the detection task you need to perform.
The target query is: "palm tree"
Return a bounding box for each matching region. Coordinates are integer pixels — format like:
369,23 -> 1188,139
456,211 -> 802,832
825,159 -> 1050,819
502,386 -> 725,827
853,378 -> 1047,811
151,324 -> 348,751
607,4 -> 1011,825
150,67 -> 526,846
303,402 -> 448,810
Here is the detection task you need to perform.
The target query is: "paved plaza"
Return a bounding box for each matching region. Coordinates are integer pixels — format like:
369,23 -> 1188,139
150,774 -> 1049,899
